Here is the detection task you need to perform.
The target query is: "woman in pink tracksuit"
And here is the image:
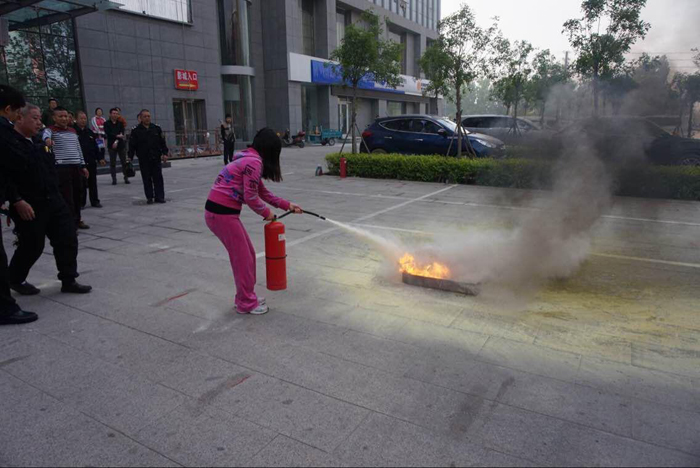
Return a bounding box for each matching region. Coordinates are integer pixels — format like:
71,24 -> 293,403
205,128 -> 301,315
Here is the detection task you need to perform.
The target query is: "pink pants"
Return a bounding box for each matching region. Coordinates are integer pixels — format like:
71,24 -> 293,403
205,211 -> 259,312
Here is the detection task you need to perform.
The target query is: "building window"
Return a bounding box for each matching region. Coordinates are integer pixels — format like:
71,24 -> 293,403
217,0 -> 251,66
336,9 -> 348,46
118,0 -> 192,23
173,99 -> 207,146
0,17 -> 82,113
387,101 -> 406,116
222,75 -> 254,141
301,84 -> 320,134
388,28 -> 406,74
302,0 -> 315,56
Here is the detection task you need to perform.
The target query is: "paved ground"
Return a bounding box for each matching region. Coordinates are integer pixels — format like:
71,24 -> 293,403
1,145 -> 699,467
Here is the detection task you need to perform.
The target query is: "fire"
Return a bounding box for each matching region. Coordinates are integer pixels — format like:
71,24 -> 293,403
398,253 -> 450,279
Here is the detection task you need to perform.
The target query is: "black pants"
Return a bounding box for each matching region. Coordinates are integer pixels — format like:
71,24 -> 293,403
0,232 -> 19,316
139,157 -> 164,201
109,147 -> 128,181
224,140 -> 235,164
81,158 -> 100,207
57,166 -> 83,228
9,201 -> 79,284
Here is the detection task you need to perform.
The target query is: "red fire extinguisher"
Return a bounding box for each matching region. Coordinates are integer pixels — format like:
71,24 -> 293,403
264,220 -> 287,291
340,156 -> 347,179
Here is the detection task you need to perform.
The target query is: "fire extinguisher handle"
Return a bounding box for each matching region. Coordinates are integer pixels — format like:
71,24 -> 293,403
276,211 -> 293,220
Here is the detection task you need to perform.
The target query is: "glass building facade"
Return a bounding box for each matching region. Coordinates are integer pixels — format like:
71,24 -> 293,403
0,15 -> 83,112
366,0 -> 439,30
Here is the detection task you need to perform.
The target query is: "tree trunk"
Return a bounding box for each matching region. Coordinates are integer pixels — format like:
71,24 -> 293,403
511,90 -> 520,135
506,103 -> 511,116
351,86 -> 357,154
540,101 -> 546,127
688,100 -> 695,139
456,85 -> 463,158
592,73 -> 600,116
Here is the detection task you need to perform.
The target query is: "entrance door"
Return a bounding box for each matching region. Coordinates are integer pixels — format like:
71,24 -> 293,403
338,101 -> 349,136
173,99 -> 207,146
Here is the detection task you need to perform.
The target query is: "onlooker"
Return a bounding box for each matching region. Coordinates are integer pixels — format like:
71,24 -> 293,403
128,109 -> 169,204
0,85 -> 37,324
43,107 -> 90,230
9,104 -> 92,296
41,97 -> 58,127
90,108 -> 106,162
116,107 -> 127,129
67,111 -> 75,127
75,111 -> 106,209
104,107 -> 130,185
221,114 -> 236,164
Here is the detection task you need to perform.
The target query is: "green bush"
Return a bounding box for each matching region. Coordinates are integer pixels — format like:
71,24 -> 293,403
325,153 -> 700,201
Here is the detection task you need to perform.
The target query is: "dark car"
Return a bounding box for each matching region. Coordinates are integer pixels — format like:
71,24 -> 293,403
361,115 -> 505,158
462,114 -> 553,146
554,117 -> 700,166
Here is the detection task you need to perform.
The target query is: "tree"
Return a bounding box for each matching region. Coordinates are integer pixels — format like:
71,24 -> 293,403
420,4 -> 501,157
527,50 -> 569,126
418,40 -> 450,114
563,0 -> 651,115
673,72 -> 700,138
493,40 -> 534,134
329,10 -> 403,154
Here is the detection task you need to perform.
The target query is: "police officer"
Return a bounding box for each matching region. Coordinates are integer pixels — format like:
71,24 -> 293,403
0,85 -> 37,325
8,104 -> 92,296
128,109 -> 169,204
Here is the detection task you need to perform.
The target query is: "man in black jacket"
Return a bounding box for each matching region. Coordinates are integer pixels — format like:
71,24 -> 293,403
104,107 -> 130,185
8,104 -> 92,296
75,111 -> 106,209
128,109 -> 169,204
0,85 -> 37,325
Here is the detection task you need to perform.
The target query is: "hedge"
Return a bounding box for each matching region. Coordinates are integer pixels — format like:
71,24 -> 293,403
325,153 -> 700,201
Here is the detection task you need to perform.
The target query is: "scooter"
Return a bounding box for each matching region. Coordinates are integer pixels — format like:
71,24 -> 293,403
281,129 -> 306,148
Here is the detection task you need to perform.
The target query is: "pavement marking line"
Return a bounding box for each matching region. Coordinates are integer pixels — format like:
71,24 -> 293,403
591,253 -> 700,269
600,215 -> 700,227
255,185 -> 457,258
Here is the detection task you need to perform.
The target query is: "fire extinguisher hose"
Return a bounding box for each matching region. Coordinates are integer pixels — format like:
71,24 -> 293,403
276,210 -> 326,221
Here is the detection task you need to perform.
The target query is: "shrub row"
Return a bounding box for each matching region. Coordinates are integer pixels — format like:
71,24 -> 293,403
325,153 -> 700,201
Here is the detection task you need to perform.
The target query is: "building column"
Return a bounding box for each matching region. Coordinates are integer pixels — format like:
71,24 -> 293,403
377,99 -> 387,118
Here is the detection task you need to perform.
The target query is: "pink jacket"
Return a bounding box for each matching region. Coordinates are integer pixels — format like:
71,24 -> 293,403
207,148 -> 290,219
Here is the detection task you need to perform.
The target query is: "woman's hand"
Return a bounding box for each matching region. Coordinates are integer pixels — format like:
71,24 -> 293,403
289,203 -> 302,214
264,213 -> 276,222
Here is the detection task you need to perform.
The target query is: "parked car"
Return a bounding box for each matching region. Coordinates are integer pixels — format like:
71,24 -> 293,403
361,114 -> 505,158
461,114 -> 553,146
553,117 -> 700,166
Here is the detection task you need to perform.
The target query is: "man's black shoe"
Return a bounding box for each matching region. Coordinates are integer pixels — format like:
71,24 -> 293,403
10,282 -> 41,296
92,203 -> 103,208
155,199 -> 166,204
147,199 -> 154,205
124,178 -> 131,184
0,310 -> 38,325
112,179 -> 117,185
61,281 -> 92,294
78,221 -> 90,230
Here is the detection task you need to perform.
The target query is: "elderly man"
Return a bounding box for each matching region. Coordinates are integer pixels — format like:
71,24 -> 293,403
128,109 -> 169,204
8,104 -> 92,296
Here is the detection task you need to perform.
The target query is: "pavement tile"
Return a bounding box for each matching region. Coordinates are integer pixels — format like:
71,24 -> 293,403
451,309 -> 540,344
134,401 -> 276,467
333,412 -> 536,467
473,402 -> 700,467
631,342 -> 700,379
248,435 -> 341,467
629,399 -> 700,456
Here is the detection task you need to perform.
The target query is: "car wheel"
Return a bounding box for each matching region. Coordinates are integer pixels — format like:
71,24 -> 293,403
679,154 -> 700,166
328,138 -> 336,146
371,148 -> 387,154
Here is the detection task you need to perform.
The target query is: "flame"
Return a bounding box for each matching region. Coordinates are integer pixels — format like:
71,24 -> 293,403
399,253 -> 450,279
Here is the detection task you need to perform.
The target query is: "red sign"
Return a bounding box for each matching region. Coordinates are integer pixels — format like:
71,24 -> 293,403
174,69 -> 199,90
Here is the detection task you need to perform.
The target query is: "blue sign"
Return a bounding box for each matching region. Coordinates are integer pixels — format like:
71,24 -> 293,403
310,60 -> 404,94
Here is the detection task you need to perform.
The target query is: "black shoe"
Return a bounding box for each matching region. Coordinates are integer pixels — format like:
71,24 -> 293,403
112,179 -> 117,185
10,282 -> 41,296
155,199 -> 166,204
0,310 -> 38,325
78,221 -> 90,230
61,281 -> 92,294
147,199 -> 154,205
124,178 -> 130,184
92,203 -> 103,208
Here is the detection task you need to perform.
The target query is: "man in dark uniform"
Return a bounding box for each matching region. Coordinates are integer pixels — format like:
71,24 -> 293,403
128,109 -> 169,204
75,111 -> 106,209
0,85 -> 37,325
8,104 -> 92,296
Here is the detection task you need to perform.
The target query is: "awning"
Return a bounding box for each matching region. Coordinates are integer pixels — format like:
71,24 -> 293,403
0,0 -> 122,31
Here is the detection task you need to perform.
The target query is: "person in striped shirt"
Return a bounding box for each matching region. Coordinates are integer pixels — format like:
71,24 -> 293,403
43,107 -> 90,230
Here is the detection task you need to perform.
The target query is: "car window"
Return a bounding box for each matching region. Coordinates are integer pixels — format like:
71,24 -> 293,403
406,119 -> 425,133
463,117 -> 481,128
421,120 -> 441,134
518,119 -> 535,130
493,117 -> 512,128
381,119 -> 407,131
